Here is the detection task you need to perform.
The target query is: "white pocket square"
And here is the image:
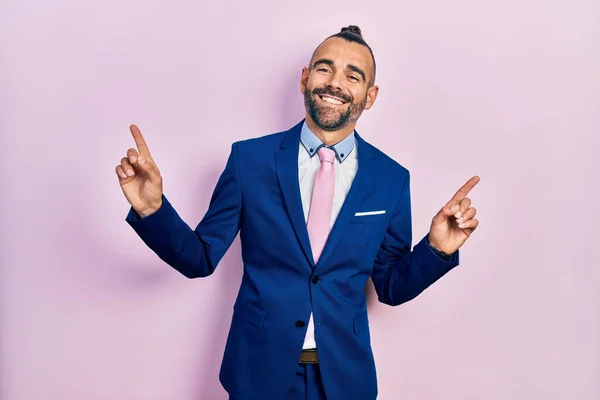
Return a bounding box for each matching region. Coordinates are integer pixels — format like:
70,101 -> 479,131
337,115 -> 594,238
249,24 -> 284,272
354,210 -> 386,216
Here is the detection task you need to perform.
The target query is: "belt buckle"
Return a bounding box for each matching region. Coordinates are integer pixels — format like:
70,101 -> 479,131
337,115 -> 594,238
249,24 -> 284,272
300,349 -> 318,364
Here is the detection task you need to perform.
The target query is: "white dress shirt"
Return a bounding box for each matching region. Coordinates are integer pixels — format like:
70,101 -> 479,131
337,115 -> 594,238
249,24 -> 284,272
297,122 -> 359,349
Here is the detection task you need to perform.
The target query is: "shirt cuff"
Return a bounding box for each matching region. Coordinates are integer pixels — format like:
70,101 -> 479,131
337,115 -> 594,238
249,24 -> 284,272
426,236 -> 454,261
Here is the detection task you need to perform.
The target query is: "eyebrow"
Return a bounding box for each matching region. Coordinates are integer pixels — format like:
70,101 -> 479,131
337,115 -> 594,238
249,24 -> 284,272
312,58 -> 366,83
347,65 -> 366,82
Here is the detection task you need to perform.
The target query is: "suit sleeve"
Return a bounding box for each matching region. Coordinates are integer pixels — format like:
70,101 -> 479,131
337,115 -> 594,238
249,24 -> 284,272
125,143 -> 242,278
370,170 -> 460,306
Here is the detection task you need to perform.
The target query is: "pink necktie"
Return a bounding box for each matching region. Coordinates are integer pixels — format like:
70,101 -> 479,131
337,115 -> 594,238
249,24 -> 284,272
304,147 -> 335,349
307,147 -> 336,264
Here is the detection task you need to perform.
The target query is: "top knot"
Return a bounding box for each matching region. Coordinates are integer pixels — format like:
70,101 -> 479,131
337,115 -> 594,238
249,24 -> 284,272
340,25 -> 363,38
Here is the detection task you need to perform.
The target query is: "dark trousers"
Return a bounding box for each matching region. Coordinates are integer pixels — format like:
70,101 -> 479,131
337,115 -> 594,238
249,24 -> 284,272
286,363 -> 327,400
229,362 -> 327,400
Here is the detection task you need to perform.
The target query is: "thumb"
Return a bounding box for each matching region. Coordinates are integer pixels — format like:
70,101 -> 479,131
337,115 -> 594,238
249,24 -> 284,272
434,202 -> 459,223
137,156 -> 162,185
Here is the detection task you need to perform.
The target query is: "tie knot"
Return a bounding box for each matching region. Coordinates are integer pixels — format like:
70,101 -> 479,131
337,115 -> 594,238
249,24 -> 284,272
317,147 -> 335,164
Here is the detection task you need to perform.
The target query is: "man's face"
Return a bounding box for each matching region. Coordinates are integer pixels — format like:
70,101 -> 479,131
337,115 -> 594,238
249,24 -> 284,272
301,37 -> 378,132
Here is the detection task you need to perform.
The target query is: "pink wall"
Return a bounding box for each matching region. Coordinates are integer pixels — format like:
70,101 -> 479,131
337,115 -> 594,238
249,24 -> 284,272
1,1 -> 598,399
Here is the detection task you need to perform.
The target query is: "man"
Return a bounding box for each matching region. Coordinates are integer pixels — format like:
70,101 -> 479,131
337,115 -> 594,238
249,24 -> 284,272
116,25 -> 479,400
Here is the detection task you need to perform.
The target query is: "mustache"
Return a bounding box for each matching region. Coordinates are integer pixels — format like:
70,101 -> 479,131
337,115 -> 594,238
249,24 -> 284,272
312,87 -> 352,103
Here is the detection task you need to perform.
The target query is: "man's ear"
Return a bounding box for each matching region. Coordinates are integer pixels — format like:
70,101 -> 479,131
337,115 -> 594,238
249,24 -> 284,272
300,66 -> 309,94
364,85 -> 379,110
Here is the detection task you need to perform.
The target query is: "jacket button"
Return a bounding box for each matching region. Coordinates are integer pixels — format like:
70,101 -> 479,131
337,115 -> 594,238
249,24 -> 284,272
295,320 -> 305,328
312,276 -> 319,284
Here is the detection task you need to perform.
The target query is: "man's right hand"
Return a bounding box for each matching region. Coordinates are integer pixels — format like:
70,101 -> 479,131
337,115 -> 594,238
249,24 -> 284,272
115,125 -> 163,218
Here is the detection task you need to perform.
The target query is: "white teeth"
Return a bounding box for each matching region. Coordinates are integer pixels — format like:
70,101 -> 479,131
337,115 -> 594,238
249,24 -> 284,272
321,96 -> 344,105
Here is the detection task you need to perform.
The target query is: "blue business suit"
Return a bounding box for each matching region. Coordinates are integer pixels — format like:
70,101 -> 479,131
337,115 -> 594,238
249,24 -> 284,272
126,120 -> 459,399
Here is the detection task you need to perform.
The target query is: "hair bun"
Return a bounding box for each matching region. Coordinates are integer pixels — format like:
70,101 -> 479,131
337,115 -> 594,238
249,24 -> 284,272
341,25 -> 363,38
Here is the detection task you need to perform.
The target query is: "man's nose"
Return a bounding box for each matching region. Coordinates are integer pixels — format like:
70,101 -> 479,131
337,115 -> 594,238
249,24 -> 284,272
326,71 -> 344,91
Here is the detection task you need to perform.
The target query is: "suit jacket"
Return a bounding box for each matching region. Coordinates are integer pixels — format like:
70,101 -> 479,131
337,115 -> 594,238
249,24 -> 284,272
126,120 -> 460,399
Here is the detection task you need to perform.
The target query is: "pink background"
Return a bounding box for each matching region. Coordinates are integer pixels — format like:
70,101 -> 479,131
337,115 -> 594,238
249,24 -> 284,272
1,1 -> 599,399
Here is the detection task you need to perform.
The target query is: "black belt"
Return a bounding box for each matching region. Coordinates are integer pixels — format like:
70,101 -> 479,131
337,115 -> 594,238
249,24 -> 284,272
300,348 -> 318,364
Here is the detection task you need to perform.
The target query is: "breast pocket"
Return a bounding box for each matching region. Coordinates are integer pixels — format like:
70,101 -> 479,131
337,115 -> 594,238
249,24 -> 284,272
350,210 -> 387,224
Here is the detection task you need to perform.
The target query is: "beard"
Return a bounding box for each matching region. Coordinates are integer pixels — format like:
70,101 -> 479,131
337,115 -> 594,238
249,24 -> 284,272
303,86 -> 367,131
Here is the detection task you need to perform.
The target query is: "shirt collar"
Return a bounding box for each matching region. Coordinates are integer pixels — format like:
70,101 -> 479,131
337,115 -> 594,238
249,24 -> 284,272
300,121 -> 356,163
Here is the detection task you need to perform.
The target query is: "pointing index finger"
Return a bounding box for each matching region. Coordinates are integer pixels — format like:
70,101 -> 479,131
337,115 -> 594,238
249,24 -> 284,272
129,124 -> 151,156
450,175 -> 480,203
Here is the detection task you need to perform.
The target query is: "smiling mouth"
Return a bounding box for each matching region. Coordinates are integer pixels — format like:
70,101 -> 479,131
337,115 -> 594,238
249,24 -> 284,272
318,95 -> 347,105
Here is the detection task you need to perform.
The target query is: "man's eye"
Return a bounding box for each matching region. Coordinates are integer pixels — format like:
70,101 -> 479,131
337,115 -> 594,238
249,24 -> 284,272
317,68 -> 330,72
348,76 -> 359,81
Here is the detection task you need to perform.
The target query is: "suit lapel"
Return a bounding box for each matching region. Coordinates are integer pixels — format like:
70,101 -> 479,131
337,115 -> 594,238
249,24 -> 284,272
275,121 -> 315,267
315,132 -> 378,269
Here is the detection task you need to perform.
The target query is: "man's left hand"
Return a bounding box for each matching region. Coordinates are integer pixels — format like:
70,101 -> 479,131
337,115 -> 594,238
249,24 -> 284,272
428,176 -> 480,255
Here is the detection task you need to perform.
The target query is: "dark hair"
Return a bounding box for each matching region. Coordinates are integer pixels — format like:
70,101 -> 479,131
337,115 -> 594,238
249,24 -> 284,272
336,25 -> 365,39
313,25 -> 377,86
